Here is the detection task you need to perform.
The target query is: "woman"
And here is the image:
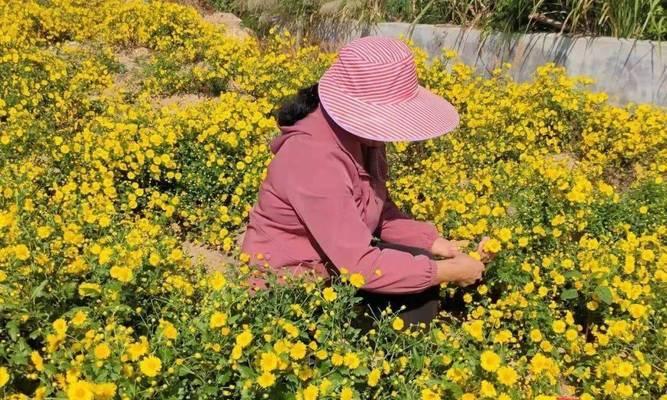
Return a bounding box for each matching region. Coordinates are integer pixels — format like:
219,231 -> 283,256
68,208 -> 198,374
241,36 -> 489,326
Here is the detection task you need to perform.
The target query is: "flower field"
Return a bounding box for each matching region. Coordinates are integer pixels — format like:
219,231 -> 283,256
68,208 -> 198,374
1,0 -> 666,399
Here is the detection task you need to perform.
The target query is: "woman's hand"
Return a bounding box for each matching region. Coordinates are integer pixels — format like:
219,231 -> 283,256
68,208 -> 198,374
430,237 -> 469,258
476,236 -> 496,263
430,236 -> 496,287
434,254 -> 485,287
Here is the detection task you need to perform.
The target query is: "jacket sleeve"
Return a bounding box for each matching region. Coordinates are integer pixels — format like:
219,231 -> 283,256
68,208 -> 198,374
280,142 -> 437,294
376,196 -> 440,251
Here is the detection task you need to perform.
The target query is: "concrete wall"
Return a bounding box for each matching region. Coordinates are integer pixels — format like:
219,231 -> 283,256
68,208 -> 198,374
353,23 -> 667,106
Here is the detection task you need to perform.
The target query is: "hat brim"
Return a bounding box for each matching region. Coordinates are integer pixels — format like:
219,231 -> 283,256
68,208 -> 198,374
318,74 -> 460,142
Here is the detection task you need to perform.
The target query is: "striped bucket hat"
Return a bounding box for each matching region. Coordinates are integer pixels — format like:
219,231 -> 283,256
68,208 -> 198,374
318,36 -> 460,142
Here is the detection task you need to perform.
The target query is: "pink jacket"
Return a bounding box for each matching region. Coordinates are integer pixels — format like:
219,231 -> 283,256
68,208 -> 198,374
241,105 -> 440,294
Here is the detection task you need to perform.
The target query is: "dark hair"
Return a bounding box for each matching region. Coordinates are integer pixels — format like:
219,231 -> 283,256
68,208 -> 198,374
275,84 -> 320,126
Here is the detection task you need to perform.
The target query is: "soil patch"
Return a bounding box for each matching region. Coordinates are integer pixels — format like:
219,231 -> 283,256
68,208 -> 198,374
545,152 -> 578,170
182,240 -> 236,272
152,93 -> 209,109
105,46 -> 152,95
169,0 -> 215,14
202,12 -> 252,38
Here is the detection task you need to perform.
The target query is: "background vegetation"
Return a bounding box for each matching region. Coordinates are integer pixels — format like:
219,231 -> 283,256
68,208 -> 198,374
210,0 -> 666,42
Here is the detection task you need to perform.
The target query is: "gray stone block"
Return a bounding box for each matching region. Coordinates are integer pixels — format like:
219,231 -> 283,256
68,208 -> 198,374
345,23 -> 666,106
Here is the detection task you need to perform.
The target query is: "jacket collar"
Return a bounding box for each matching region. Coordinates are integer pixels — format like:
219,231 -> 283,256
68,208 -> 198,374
302,104 -> 371,178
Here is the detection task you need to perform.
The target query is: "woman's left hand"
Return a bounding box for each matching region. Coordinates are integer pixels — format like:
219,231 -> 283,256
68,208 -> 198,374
476,236 -> 496,263
430,237 -> 469,258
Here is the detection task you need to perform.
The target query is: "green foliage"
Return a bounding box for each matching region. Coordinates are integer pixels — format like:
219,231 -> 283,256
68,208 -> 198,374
211,0 -> 667,40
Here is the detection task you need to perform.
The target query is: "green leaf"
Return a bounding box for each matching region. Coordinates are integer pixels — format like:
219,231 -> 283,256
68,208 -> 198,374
594,286 -> 613,305
237,365 -> 254,378
202,385 -> 218,395
7,320 -> 19,341
217,371 -> 231,385
31,280 -> 48,300
560,289 -> 578,300
10,339 -> 29,365
45,363 -> 58,375
441,380 -> 463,397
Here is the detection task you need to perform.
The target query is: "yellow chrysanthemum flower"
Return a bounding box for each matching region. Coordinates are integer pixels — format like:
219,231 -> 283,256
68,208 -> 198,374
480,350 -> 501,372
139,356 -> 162,377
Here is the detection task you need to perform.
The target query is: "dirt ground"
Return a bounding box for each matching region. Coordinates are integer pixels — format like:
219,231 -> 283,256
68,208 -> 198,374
182,240 -> 237,272
167,0 -> 215,14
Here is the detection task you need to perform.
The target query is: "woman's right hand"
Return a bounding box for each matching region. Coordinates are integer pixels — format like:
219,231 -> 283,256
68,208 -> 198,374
434,254 -> 485,287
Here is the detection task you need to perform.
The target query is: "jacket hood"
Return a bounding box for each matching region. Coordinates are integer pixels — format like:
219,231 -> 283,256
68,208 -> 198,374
270,124 -> 309,154
270,105 -> 371,155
